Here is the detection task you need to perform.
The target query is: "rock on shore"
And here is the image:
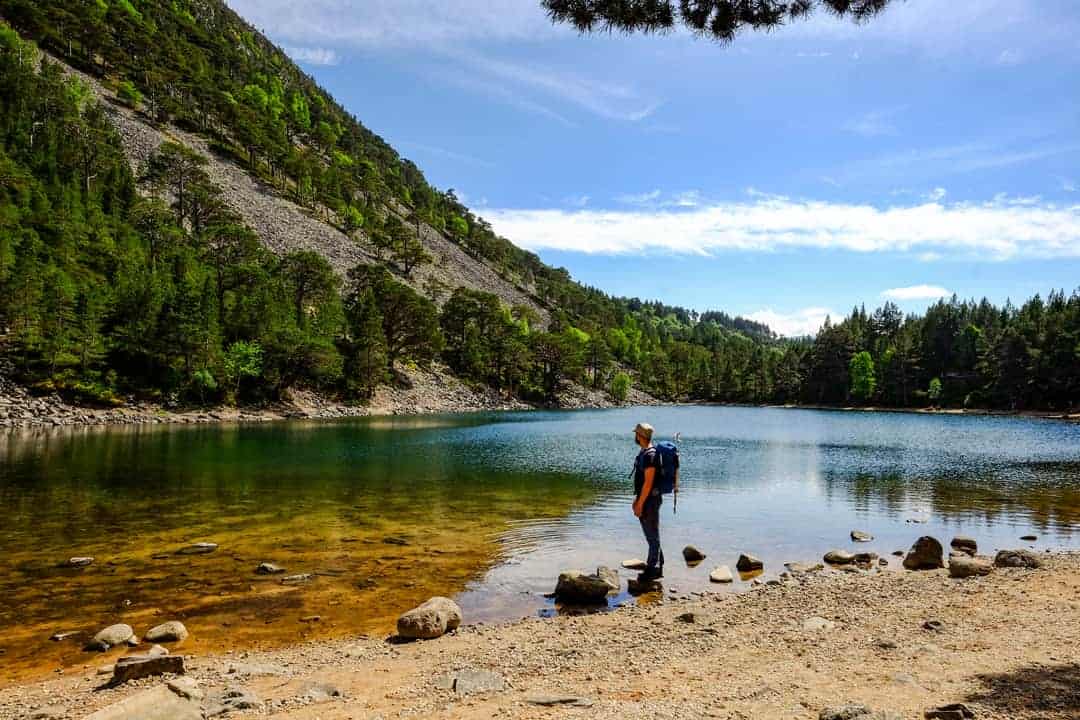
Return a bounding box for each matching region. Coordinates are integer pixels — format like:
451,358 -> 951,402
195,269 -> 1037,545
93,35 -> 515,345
902,536 -> 945,570
144,621 -> 188,643
994,548 -> 1042,569
554,571 -> 613,605
396,597 -> 462,640
86,624 -> 135,652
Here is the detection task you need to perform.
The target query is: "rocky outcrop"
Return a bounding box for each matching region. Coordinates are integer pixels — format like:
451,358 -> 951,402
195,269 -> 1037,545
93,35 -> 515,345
396,597 -> 462,640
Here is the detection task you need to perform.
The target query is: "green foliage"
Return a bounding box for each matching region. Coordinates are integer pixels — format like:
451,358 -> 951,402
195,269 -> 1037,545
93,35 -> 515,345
928,377 -> 943,405
849,351 -> 876,403
222,340 -> 262,401
610,371 -> 632,403
117,79 -> 141,107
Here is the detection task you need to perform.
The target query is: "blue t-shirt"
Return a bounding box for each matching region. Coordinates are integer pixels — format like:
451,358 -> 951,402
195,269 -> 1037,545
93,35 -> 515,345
633,446 -> 661,499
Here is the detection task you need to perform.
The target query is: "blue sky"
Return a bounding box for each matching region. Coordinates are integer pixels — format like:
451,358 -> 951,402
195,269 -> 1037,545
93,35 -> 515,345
228,0 -> 1080,335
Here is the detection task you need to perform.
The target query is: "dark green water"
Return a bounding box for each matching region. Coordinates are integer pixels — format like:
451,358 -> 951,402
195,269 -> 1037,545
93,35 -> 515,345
1,406 -> 1078,682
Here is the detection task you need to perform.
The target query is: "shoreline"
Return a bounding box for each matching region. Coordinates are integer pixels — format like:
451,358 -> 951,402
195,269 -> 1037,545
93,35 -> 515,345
4,551 -> 1076,719
0,364 -> 658,431
705,400 -> 1080,423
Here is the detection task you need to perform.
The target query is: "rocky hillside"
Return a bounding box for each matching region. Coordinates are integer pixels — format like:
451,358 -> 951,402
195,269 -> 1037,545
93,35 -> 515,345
53,55 -> 549,322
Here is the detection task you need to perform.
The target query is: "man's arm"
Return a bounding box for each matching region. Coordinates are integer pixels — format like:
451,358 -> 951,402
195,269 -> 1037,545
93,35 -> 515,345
633,466 -> 655,518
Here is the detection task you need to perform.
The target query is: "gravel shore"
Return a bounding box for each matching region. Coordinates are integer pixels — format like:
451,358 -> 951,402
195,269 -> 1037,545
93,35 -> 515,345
5,552 -> 1077,720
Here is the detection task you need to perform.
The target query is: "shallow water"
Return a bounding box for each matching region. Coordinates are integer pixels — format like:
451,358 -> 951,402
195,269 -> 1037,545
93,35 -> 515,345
1,406 -> 1078,683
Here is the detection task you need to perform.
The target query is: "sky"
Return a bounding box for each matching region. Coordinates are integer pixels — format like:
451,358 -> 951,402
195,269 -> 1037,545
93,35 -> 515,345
227,0 -> 1080,336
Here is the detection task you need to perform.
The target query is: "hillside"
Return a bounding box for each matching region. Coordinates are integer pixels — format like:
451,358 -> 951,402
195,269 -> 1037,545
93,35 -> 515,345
0,1 -> 1076,416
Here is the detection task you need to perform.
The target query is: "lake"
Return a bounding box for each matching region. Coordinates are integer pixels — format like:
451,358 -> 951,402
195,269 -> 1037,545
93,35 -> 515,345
2,406 -> 1079,684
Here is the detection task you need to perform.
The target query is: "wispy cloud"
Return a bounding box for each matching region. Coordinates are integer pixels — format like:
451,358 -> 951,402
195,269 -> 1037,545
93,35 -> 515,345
746,307 -> 836,337
486,193 -> 1080,260
843,108 -> 901,137
834,140 -> 1080,185
996,48 -> 1024,66
1062,178 -> 1077,193
565,194 -> 591,208
925,187 -> 947,202
283,46 -> 341,66
399,141 -> 494,168
617,190 -> 662,205
882,285 -> 952,301
442,50 -> 660,123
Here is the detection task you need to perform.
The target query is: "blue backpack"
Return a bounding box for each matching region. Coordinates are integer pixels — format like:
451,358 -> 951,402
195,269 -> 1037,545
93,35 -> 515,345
654,441 -> 680,494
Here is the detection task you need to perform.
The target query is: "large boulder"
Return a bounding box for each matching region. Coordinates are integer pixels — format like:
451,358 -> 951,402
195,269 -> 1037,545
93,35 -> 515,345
824,550 -> 855,565
554,571 -> 612,605
111,654 -> 185,684
145,621 -> 188,643
86,624 -> 135,652
902,536 -> 945,571
950,536 -> 977,556
948,556 -> 993,578
994,549 -> 1042,569
396,597 -> 462,640
84,686 -> 200,720
736,553 -> 764,572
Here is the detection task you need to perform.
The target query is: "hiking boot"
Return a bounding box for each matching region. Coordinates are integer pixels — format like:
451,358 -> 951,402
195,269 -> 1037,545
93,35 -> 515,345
641,566 -> 664,580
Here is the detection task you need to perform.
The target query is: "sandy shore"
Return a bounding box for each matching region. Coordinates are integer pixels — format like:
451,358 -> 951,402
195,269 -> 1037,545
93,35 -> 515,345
5,552 -> 1077,720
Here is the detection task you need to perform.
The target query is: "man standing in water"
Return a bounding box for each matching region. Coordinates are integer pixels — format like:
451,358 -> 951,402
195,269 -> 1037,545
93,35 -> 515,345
632,422 -> 664,579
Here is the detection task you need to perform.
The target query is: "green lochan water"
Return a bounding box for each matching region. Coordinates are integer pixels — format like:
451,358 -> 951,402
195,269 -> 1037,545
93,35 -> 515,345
1,406 -> 1078,684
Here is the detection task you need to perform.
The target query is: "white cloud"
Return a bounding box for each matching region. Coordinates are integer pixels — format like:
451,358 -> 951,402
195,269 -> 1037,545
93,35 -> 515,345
925,187 -> 948,202
996,48 -> 1024,66
565,194 -> 591,208
283,46 -> 341,66
746,307 -> 836,337
881,285 -> 952,301
843,109 -> 900,137
485,195 -> 1080,260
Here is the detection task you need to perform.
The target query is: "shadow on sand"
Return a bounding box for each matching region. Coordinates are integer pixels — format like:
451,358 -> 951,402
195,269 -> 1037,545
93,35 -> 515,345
964,662 -> 1080,719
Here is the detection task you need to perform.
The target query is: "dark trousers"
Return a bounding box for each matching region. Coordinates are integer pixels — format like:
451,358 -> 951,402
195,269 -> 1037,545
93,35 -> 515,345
639,495 -> 664,570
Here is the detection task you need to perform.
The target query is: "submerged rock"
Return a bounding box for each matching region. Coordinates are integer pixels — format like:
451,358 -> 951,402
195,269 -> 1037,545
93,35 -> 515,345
176,542 -> 218,556
255,562 -> 285,575
396,596 -> 462,640
736,553 -> 763,572
554,571 -> 612,605
280,573 -> 314,585
1020,534 -> 1037,541
66,557 -> 94,568
627,576 -> 662,595
145,621 -> 188,643
621,558 -> 648,570
902,537 -> 945,571
850,531 -> 874,542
